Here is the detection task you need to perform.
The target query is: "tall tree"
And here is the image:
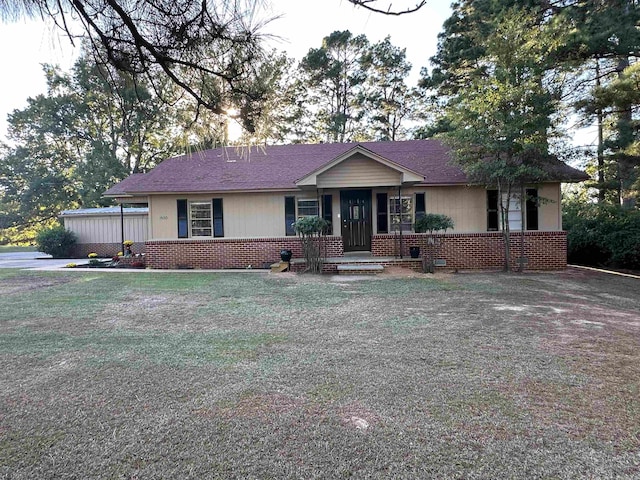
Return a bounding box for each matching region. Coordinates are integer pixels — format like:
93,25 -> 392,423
361,36 -> 413,141
0,50 -> 189,239
566,0 -> 640,205
299,30 -> 370,142
0,1 -> 428,131
0,0 -> 272,130
443,7 -> 557,271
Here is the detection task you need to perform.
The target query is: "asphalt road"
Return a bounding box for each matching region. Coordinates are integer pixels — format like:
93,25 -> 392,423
0,251 -> 76,270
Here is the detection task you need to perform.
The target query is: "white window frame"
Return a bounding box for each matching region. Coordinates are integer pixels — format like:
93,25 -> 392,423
389,196 -> 413,231
297,198 -> 319,218
190,201 -> 213,237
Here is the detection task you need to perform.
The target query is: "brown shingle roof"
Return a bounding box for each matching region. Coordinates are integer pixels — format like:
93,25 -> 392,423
104,140 -> 588,196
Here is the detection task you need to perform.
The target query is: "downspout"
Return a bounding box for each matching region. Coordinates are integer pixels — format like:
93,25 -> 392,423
120,203 -> 125,255
398,185 -> 403,259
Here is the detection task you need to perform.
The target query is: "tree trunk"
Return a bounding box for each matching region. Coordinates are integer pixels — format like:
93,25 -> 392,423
519,184 -> 526,273
498,181 -> 512,272
596,59 -> 605,203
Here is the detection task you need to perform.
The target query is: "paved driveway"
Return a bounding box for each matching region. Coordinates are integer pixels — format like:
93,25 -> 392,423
0,251 -> 73,270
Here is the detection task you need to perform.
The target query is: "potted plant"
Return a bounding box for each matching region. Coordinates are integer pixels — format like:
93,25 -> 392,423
280,249 -> 293,262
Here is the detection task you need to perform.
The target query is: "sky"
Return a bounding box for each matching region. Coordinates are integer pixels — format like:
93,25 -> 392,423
0,0 -> 452,142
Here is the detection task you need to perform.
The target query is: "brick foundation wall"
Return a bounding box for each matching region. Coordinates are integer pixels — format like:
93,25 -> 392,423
69,243 -> 147,259
371,231 -> 567,270
143,232 -> 566,271
146,236 -> 343,270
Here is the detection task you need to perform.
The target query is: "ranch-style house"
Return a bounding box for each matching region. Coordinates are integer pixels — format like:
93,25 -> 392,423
104,140 -> 588,272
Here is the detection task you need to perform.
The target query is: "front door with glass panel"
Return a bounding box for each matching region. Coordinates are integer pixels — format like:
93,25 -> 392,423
340,190 -> 372,252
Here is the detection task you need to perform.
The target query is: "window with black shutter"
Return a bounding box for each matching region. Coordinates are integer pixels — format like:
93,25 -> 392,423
285,196 -> 296,236
376,193 -> 388,233
526,189 -> 539,231
415,193 -> 426,221
487,190 -> 499,231
177,199 -> 188,238
322,195 -> 333,235
212,198 -> 224,237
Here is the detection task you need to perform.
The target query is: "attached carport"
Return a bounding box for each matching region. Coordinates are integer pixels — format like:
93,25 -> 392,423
60,207 -> 149,258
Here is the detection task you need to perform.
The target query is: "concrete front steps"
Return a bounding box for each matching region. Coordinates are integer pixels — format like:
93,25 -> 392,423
336,264 -> 384,275
288,252 -> 422,275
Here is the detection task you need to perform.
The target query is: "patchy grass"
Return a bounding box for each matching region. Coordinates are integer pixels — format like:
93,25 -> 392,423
1,268 -> 639,478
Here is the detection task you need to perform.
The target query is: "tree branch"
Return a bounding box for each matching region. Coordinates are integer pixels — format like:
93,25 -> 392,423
347,0 -> 427,16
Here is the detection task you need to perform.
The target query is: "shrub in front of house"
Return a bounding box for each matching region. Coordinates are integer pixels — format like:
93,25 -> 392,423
35,225 -> 77,258
414,214 -> 455,234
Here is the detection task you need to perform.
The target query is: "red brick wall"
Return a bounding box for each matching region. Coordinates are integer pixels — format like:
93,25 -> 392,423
143,232 -> 566,271
146,236 -> 343,269
69,243 -> 147,259
371,231 -> 567,270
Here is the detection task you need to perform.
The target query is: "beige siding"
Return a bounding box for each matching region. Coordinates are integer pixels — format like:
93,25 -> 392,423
317,153 -> 401,188
147,183 -> 563,240
64,214 -> 148,244
369,186 -> 487,233
151,192 -> 304,239
538,183 -> 561,231
424,186 -> 487,232
225,193 -> 293,237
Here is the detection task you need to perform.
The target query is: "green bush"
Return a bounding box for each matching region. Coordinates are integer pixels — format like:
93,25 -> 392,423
414,214 -> 455,233
563,201 -> 640,269
293,216 -> 328,235
35,225 -> 77,258
293,217 -> 329,274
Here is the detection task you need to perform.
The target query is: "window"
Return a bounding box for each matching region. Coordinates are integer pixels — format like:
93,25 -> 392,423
322,195 -> 333,235
177,199 -> 188,238
415,193 -> 426,221
297,198 -> 319,218
526,189 -> 539,230
376,193 -> 388,233
487,190 -> 499,231
190,201 -> 212,237
285,196 -> 296,236
390,196 -> 412,231
487,189 -> 539,231
213,198 -> 224,237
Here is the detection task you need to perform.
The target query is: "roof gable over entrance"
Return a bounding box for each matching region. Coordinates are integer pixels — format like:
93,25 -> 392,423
296,145 -> 423,188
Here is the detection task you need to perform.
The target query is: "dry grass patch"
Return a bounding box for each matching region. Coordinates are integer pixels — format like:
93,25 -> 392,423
1,268 -> 640,478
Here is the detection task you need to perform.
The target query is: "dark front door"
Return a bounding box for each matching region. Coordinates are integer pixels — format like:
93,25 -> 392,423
341,190 -> 372,252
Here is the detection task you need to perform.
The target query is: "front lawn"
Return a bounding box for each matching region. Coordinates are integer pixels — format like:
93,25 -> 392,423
1,269 -> 639,478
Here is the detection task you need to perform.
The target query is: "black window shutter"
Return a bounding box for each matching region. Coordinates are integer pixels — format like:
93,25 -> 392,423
177,199 -> 188,238
487,190 -> 499,231
415,193 -> 426,220
526,189 -> 539,231
285,196 -> 296,236
322,195 -> 333,235
376,193 -> 388,234
212,198 -> 224,237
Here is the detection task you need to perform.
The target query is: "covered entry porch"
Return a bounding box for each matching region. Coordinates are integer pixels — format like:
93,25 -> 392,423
295,144 -> 425,256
